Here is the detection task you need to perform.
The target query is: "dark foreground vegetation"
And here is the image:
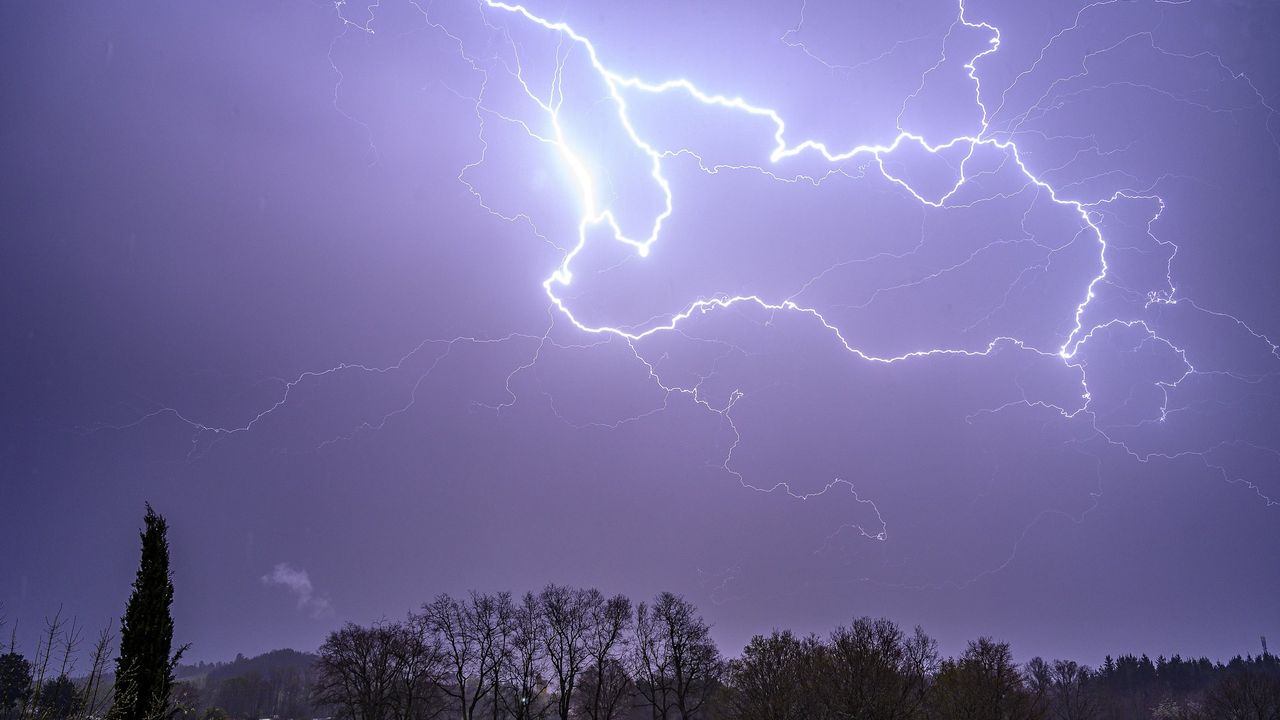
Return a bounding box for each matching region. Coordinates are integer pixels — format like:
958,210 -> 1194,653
2,506 -> 1277,720
301,588 -> 1279,720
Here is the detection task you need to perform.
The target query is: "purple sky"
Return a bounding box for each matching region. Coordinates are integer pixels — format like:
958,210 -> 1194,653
3,0 -> 1279,668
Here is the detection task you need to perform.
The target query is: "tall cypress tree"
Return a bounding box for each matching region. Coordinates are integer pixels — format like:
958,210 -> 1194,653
108,503 -> 185,720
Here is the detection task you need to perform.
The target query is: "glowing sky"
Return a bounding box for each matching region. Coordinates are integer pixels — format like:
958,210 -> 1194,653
3,0 -> 1279,664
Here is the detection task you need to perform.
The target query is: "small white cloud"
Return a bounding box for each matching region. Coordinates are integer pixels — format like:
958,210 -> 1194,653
262,562 -> 333,618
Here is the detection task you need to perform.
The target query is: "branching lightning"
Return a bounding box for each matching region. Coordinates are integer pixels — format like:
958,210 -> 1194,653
441,0 -> 1280,513
101,0 -> 1280,585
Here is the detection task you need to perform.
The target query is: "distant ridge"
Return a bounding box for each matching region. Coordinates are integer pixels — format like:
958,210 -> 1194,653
176,648 -> 318,684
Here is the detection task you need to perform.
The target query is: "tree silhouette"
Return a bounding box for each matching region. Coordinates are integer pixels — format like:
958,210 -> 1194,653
0,652 -> 32,720
725,629 -> 811,720
35,675 -> 81,720
108,503 -> 186,720
634,592 -> 722,720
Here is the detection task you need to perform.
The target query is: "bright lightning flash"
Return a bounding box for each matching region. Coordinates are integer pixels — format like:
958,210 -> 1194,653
101,0 -> 1280,581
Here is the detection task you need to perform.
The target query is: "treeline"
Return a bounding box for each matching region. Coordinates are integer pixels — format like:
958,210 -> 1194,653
313,588 -> 715,720
0,503 -> 181,720
0,609 -> 115,720
4,505 -> 1277,720
312,585 -> 1280,720
173,650 -> 318,720
4,589 -> 1279,720
0,633 -> 315,720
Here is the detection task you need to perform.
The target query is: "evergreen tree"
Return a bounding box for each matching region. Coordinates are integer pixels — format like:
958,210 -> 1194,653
108,503 -> 186,720
0,652 -> 32,720
35,676 -> 81,720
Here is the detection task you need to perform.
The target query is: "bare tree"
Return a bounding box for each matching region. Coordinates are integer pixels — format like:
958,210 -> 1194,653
1202,668 -> 1280,720
393,616 -> 449,720
576,658 -> 634,720
634,600 -> 672,720
1044,660 -> 1098,720
539,585 -> 594,720
578,593 -> 632,720
56,618 -> 82,682
489,593 -> 514,720
813,618 -> 936,720
75,623 -> 115,720
28,607 -> 68,717
499,593 -> 552,720
313,622 -> 402,720
633,593 -> 722,720
724,630 -> 812,720
927,637 -> 1043,720
421,593 -> 504,720
1024,658 -> 1052,720
313,620 -> 445,720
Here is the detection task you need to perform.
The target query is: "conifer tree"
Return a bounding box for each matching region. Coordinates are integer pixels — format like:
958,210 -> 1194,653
108,504 -> 185,720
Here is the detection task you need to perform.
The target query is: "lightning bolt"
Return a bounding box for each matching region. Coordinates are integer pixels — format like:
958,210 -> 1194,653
100,0 -> 1280,586
450,0 -> 1277,497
